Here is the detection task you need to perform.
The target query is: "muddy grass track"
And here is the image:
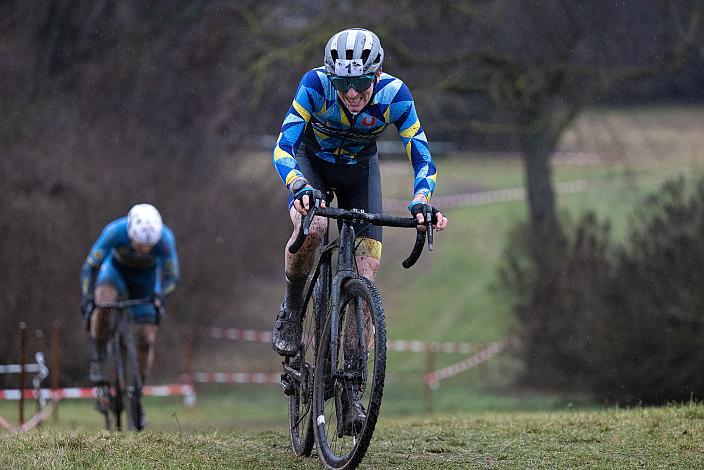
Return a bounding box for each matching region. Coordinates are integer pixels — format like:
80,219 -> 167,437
3,404 -> 704,469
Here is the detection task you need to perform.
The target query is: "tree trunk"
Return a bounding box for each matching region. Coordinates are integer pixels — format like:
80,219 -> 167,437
520,124 -> 566,306
521,129 -> 563,247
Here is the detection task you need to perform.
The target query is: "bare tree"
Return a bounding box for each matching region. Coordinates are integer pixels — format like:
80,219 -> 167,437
366,0 -> 703,282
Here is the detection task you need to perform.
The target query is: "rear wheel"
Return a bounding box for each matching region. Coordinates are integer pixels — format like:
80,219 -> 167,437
313,277 -> 386,469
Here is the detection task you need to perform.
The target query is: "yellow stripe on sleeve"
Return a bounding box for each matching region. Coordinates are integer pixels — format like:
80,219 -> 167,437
274,145 -> 293,161
292,100 -> 311,122
285,171 -> 300,186
399,119 -> 420,138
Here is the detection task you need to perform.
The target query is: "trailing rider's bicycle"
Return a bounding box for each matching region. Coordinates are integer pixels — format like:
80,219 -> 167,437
94,298 -> 162,431
280,195 -> 437,469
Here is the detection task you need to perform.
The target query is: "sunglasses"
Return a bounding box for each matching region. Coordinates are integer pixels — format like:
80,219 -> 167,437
328,73 -> 376,92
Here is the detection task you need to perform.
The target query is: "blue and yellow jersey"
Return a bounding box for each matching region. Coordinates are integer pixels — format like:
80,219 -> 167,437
273,68 -> 437,202
80,217 -> 180,297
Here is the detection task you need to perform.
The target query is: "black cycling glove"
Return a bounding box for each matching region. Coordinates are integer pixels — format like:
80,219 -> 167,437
291,178 -> 322,209
409,203 -> 440,225
81,296 -> 95,331
81,296 -> 95,319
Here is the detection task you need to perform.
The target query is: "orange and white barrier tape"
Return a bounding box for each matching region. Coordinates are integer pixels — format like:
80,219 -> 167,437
197,327 -> 273,343
384,179 -> 590,211
185,372 -> 280,385
0,384 -> 196,401
387,340 -> 477,354
424,340 -> 509,390
8,401 -> 60,433
0,415 -> 13,431
197,326 -> 477,354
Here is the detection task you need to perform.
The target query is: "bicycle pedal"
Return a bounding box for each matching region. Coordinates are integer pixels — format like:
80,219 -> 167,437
280,374 -> 295,396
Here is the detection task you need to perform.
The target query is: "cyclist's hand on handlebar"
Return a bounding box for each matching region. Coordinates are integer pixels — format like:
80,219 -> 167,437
81,295 -> 95,319
291,177 -> 326,215
151,293 -> 164,309
409,201 -> 448,232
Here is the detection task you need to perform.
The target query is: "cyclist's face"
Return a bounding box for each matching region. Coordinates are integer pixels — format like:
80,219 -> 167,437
337,73 -> 377,113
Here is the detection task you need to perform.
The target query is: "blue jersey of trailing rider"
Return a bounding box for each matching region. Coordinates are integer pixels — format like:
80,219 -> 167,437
80,217 -> 180,297
273,68 -> 437,201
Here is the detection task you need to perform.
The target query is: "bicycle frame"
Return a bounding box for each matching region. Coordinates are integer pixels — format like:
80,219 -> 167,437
95,298 -> 155,431
284,202 -> 435,467
327,221 -> 363,380
110,307 -> 142,430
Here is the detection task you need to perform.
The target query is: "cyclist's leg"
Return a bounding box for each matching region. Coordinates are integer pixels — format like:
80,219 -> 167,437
124,266 -> 160,383
273,153 -> 328,356
90,259 -> 127,413
91,285 -> 116,349
90,258 -> 127,383
135,325 -> 158,382
284,153 -> 329,307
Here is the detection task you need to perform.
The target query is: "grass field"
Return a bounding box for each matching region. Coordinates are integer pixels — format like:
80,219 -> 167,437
3,104 -> 704,467
3,404 -> 704,468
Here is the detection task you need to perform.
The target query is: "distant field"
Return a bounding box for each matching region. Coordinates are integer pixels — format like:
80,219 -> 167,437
3,404 -> 704,469
378,104 -> 704,384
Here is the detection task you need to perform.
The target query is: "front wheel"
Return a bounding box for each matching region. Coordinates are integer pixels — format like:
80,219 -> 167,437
313,277 -> 386,469
123,336 -> 144,431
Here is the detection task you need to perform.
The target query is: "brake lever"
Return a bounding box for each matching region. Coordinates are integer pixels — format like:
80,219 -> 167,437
288,198 -> 320,254
302,199 -> 320,236
425,208 -> 434,251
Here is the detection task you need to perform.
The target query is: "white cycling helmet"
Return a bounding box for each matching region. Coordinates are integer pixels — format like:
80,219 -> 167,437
324,28 -> 384,77
127,203 -> 163,246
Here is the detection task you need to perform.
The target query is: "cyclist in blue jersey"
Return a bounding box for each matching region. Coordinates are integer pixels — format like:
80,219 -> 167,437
271,28 -> 448,431
80,204 -> 180,402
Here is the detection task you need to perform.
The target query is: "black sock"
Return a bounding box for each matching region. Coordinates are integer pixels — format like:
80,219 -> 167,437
285,272 -> 307,314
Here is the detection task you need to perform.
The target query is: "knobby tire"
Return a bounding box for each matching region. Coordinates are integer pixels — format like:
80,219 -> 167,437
124,334 -> 144,431
313,277 -> 386,469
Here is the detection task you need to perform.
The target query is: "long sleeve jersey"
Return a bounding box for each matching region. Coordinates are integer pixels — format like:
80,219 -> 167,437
272,68 -> 437,202
80,217 -> 180,297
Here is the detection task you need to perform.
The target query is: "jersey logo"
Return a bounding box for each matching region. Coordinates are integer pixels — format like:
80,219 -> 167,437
361,116 -> 377,127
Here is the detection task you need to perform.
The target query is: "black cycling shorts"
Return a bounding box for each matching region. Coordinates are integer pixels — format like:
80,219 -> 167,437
287,152 -> 383,259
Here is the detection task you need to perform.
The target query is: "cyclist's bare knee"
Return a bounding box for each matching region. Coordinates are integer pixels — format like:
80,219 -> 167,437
286,209 -> 326,277
289,208 -> 326,242
356,256 -> 380,282
95,284 -> 118,304
137,325 -> 157,347
307,215 -> 327,239
91,285 -> 117,339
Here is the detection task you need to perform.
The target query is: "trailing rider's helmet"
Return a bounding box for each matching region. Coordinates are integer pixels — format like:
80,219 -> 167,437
127,203 -> 163,246
324,28 -> 384,77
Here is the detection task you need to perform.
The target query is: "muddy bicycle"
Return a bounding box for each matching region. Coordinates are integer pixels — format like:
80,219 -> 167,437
94,298 -> 162,431
280,197 -> 436,469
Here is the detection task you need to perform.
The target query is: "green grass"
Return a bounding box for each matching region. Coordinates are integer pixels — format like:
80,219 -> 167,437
3,404 -> 704,469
